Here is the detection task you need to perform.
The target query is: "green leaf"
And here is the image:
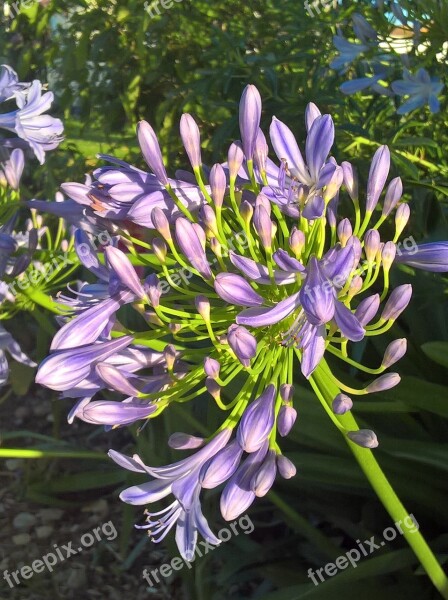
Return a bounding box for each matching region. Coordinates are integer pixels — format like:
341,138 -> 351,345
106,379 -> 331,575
421,342 -> 448,369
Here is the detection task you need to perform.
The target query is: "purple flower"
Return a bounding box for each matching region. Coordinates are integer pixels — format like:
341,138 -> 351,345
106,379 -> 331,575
227,324 -> 257,367
175,217 -> 212,279
180,114 -> 202,169
1,148 -> 24,189
366,146 -> 390,213
277,405 -> 297,437
220,443 -> 268,521
391,69 -> 444,115
237,385 -> 276,452
0,80 -> 63,164
137,120 -> 169,185
214,272 -> 263,307
109,429 -> 231,561
239,84 -> 262,161
0,323 -> 36,388
395,242 -> 448,272
0,65 -> 30,102
35,336 -> 134,392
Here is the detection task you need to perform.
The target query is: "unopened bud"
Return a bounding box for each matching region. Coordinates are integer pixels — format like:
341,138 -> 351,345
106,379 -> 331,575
209,163 -> 226,209
337,218 -> 353,247
395,204 -> 410,238
204,357 -> 220,379
239,200 -> 253,224
195,295 -> 211,321
332,393 -> 353,414
289,227 -> 305,256
168,433 -> 204,450
382,241 -> 396,271
277,405 -> 297,437
277,455 -> 296,479
364,229 -> 381,263
365,373 -> 401,393
228,141 -> 244,180
152,237 -> 167,263
205,377 -> 221,400
381,284 -> 412,320
347,429 -> 379,448
164,344 -> 177,371
381,339 -> 407,368
151,207 -> 172,241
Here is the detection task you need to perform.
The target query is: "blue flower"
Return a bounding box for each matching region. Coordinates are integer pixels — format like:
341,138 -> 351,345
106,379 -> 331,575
391,68 -> 444,114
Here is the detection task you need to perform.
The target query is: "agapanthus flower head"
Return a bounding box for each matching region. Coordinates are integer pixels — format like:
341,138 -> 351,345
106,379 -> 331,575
0,72 -> 63,164
35,84 -> 448,561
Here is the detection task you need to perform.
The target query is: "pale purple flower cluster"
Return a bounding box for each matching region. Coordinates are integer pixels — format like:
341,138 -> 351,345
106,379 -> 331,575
35,82 -> 448,560
0,65 -> 63,166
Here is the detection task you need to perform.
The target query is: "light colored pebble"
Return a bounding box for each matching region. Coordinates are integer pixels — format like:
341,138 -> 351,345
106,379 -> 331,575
13,512 -> 37,530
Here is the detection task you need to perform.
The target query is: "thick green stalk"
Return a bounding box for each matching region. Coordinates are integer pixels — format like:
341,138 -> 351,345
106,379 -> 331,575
310,359 -> 448,599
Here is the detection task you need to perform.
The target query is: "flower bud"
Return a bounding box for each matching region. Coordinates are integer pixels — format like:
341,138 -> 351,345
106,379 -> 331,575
204,357 -> 221,379
228,141 -> 244,180
206,377 -> 221,401
364,229 -> 381,263
144,273 -> 162,307
137,121 -> 169,186
253,204 -> 273,249
168,433 -> 204,450
355,294 -> 380,325
200,204 -> 219,237
365,373 -> 401,393
239,84 -> 262,161
253,128 -> 268,174
251,450 -> 277,497
381,339 -> 407,368
200,440 -> 243,488
195,295 -> 211,321
237,385 -> 275,452
280,384 -> 294,403
382,177 -> 402,217
227,324 -> 257,367
289,227 -> 305,256
381,241 -> 396,271
332,393 -> 353,414
366,145 -> 390,213
239,200 -> 253,224
348,275 -> 363,299
209,163 -> 226,208
255,192 -> 271,215
180,113 -> 202,169
277,405 -> 297,437
151,207 -> 172,241
347,429 -> 379,448
395,204 -> 410,238
337,218 -> 353,247
164,344 -> 177,371
381,284 -> 412,320
152,237 -> 167,263
277,455 -> 296,479
342,161 -> 358,202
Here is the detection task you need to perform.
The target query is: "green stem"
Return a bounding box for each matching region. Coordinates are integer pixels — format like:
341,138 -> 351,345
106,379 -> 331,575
310,359 -> 448,599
